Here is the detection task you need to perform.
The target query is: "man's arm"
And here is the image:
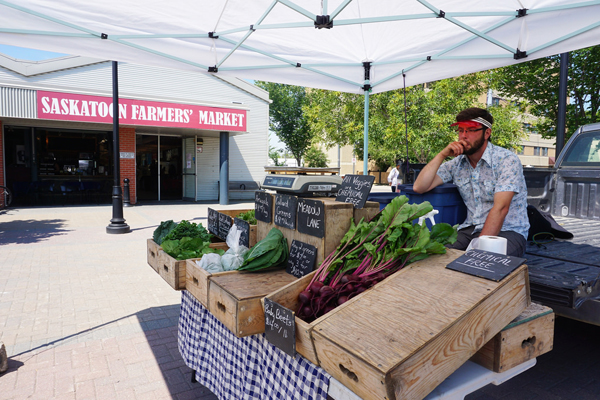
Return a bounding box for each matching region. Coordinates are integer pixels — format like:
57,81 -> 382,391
480,191 -> 514,236
413,140 -> 467,193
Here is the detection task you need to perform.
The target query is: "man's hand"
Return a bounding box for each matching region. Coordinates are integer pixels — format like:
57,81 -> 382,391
441,140 -> 469,158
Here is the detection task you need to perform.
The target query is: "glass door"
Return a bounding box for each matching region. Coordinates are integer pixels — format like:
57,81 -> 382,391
136,135 -> 158,201
159,136 -> 183,201
182,137 -> 196,201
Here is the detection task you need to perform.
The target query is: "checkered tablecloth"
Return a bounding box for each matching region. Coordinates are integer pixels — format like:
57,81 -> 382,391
178,291 -> 331,400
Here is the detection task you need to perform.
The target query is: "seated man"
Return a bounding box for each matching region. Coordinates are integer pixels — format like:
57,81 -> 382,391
413,107 -> 529,257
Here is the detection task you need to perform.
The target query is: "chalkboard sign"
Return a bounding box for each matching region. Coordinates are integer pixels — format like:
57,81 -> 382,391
255,191 -> 273,223
264,298 -> 296,357
336,174 -> 376,209
286,240 -> 317,278
218,212 -> 233,241
207,208 -> 219,236
446,249 -> 526,282
234,217 -> 250,248
297,198 -> 325,238
274,194 -> 298,230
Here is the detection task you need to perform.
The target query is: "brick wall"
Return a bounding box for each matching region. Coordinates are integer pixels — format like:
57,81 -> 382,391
0,120 -> 4,189
119,127 -> 136,204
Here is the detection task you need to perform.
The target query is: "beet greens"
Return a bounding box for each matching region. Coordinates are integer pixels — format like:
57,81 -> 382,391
297,196 -> 457,322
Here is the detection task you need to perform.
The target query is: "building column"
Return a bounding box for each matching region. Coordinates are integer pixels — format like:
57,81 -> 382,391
119,127 -> 136,204
0,120 -> 4,189
219,131 -> 229,205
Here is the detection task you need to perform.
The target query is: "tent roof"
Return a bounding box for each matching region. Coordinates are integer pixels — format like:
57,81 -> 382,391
1,0 -> 599,94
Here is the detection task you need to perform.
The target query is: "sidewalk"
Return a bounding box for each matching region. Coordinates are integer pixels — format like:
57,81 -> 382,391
0,202 -> 256,399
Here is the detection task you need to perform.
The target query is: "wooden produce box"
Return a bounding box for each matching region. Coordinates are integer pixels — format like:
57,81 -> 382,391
147,239 -> 161,272
185,258 -> 237,309
208,270 -> 298,337
215,209 -> 258,247
310,249 -> 530,400
157,240 -> 230,291
471,302 -> 554,372
353,200 -> 380,224
257,197 -> 354,265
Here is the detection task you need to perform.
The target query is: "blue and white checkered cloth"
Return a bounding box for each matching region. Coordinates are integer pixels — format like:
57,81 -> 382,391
178,291 -> 331,400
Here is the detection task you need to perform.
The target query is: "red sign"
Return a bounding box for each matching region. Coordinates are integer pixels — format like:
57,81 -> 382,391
37,90 -> 247,131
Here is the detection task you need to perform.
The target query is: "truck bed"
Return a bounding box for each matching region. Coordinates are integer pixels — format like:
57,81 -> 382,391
526,216 -> 600,325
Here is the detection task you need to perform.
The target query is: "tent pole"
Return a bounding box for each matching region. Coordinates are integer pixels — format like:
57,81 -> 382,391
363,89 -> 369,176
106,61 -> 130,234
556,52 -> 569,157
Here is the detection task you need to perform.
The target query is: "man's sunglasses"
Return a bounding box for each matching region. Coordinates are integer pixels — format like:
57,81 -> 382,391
456,127 -> 486,134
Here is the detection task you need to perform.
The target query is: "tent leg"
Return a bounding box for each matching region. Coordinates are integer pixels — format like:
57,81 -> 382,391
363,90 -> 369,176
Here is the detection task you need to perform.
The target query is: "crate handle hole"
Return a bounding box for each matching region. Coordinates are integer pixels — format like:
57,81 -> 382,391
522,336 -> 536,348
217,302 -> 227,313
339,364 -> 359,382
193,277 -> 199,285
163,265 -> 169,272
150,250 -> 155,257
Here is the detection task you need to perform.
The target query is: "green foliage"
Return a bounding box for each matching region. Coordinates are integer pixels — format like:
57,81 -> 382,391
161,238 -> 225,260
490,45 -> 600,140
238,228 -> 288,271
304,72 -> 526,164
163,220 -> 212,243
268,146 -> 285,166
153,220 -> 178,245
237,210 -> 257,225
255,81 -> 314,165
303,146 -> 329,167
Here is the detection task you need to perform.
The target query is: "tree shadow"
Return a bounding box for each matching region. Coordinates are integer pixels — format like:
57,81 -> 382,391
0,219 -> 69,245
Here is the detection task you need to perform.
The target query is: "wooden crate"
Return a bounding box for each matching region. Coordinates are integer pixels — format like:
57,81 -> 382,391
185,258 -> 237,309
471,302 -> 554,372
353,201 -> 380,223
215,209 -> 257,247
310,249 -> 530,400
208,270 -> 298,337
147,239 -> 161,272
257,197 -> 354,265
157,241 -> 230,291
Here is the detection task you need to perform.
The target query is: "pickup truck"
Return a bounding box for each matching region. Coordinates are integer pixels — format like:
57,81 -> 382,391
524,122 -> 600,326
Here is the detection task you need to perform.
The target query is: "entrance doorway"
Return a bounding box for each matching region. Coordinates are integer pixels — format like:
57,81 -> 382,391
135,135 -> 183,202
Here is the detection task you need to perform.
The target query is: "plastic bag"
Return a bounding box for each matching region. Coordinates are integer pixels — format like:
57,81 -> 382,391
197,252 -> 223,273
221,225 -> 249,271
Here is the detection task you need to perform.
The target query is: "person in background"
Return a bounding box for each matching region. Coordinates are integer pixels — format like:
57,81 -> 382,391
412,107 -> 529,257
387,161 -> 401,192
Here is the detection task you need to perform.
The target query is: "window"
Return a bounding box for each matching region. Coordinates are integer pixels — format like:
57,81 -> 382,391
534,147 -> 540,156
491,97 -> 500,106
516,146 -> 524,155
542,148 -> 548,157
562,131 -> 600,165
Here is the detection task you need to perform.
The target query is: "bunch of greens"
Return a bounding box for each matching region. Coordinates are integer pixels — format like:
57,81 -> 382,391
238,228 -> 288,272
163,220 -> 212,243
297,196 -> 457,322
237,210 -> 257,225
153,220 -> 178,245
162,238 -> 225,261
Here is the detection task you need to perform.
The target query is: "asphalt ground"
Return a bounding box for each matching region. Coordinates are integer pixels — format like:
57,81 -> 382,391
1,186 -> 599,400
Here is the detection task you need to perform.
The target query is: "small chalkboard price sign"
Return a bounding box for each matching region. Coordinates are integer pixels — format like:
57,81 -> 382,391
296,198 -> 325,238
274,194 -> 298,230
264,298 -> 296,357
207,208 -> 219,236
335,174 -> 376,209
255,191 -> 273,223
218,212 -> 233,241
286,240 -> 317,278
233,217 -> 250,248
446,249 -> 526,282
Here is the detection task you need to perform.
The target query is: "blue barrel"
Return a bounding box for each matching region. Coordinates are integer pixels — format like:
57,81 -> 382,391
398,183 -> 467,227
366,192 -> 402,210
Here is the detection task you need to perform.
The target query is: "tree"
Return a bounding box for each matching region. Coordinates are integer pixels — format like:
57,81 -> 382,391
255,81 -> 313,165
304,72 -> 526,165
268,146 -> 285,166
490,45 -> 600,140
303,147 -> 329,167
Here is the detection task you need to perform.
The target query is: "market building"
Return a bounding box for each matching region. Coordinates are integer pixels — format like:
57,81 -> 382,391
0,52 -> 270,206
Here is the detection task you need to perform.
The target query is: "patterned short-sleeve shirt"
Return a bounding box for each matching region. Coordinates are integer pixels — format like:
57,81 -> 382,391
437,142 -> 530,239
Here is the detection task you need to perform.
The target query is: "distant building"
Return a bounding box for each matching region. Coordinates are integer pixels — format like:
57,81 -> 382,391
0,53 -> 270,206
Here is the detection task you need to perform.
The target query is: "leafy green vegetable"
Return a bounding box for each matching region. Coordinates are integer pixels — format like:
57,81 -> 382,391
163,220 -> 212,243
238,228 -> 288,271
153,220 -> 178,245
236,210 -> 257,225
162,237 -> 225,260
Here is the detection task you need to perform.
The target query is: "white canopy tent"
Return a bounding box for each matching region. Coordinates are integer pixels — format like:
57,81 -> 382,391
1,0 -> 600,173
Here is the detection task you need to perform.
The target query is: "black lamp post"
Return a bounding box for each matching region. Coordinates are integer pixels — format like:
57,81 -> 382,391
106,61 -> 130,234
